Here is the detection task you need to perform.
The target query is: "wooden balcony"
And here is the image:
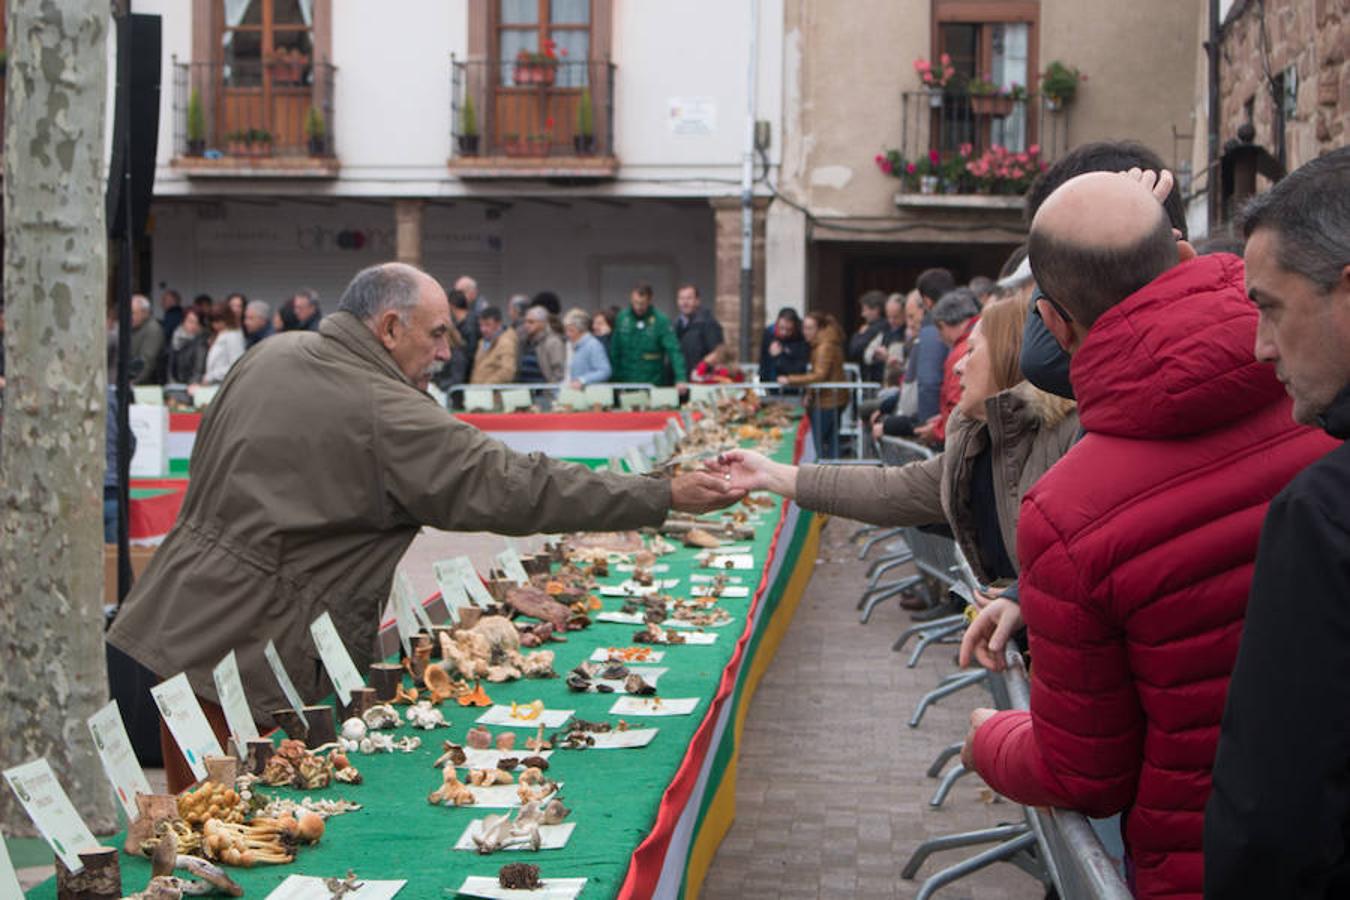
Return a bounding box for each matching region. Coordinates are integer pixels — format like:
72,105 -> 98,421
170,58 -> 339,179
448,57 -> 617,180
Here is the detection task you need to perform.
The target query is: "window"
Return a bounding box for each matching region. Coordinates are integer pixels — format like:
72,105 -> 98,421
934,1 -> 1039,153
220,0 -> 314,88
498,0 -> 590,88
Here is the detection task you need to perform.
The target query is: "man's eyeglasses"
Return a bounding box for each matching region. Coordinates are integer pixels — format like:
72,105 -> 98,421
1031,285 -> 1074,324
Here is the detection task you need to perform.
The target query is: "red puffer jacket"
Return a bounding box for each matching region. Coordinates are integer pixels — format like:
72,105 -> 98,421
970,253 -> 1336,899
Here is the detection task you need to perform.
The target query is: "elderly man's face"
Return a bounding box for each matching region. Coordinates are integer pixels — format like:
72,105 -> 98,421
243,308 -> 268,335
1248,228 -> 1350,425
884,299 -> 904,329
131,302 -> 150,328
524,314 -> 546,338
389,281 -> 453,390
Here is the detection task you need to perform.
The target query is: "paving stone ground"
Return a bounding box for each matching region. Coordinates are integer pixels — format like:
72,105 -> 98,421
700,517 -> 1046,900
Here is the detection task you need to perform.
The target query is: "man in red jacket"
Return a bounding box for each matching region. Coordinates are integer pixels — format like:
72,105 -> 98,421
959,172 -> 1335,899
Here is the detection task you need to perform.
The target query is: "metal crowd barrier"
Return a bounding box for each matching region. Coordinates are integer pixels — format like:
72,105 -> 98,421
444,382 -> 660,412
1000,651 -> 1133,900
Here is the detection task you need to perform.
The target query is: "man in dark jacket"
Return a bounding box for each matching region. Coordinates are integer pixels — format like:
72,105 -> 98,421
1205,146 -> 1350,900
673,284 -> 724,381
434,289 -> 478,398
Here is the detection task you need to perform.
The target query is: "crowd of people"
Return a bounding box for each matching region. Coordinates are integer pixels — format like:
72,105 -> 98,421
706,142 -> 1350,900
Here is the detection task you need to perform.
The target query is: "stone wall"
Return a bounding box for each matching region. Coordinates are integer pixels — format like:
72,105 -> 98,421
1218,0 -> 1350,171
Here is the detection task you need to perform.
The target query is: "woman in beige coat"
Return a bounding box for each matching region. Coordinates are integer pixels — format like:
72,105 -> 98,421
713,296 -> 1077,591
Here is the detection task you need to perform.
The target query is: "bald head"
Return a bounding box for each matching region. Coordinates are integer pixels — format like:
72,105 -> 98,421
1029,172 -> 1178,328
338,262 -> 436,325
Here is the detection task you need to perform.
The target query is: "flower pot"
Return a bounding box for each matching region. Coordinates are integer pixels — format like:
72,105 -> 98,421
1044,95 -> 1064,112
186,139 -> 206,157
527,138 -> 551,157
226,139 -> 249,157
457,134 -> 480,156
535,66 -> 557,87
573,133 -> 596,155
971,94 -> 1015,118
307,136 -> 327,157
513,64 -> 534,85
247,141 -> 273,158
927,89 -> 944,108
919,175 -> 939,195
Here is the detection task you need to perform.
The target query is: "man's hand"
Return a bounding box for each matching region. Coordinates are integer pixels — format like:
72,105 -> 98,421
1121,166 -> 1175,204
870,346 -> 889,363
768,341 -> 783,357
568,379 -> 583,390
914,417 -> 938,444
958,598 -> 1023,671
703,449 -> 796,497
872,420 -> 885,441
960,707 -> 999,769
971,585 -> 1002,610
777,375 -> 790,386
669,471 -> 745,514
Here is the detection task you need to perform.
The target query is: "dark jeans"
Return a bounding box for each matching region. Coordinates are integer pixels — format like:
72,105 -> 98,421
810,406 -> 841,459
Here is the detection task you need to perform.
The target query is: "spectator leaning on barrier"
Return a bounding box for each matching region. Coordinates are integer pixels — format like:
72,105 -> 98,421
758,307 -> 809,383
517,305 -> 565,384
243,300 -> 273,349
914,288 -> 980,447
1205,147 -> 1350,900
470,306 -> 519,385
129,293 -> 164,386
609,283 -> 685,386
779,311 -> 846,459
674,284 -> 726,382
849,289 -> 889,384
435,289 -> 478,394
563,308 -> 611,388
292,289 -> 322,332
166,308 -> 209,385
105,262 -> 744,792
958,171 -> 1335,900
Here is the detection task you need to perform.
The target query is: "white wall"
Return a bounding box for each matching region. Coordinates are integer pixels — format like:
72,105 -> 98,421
149,197 -> 715,320
144,0 -> 783,198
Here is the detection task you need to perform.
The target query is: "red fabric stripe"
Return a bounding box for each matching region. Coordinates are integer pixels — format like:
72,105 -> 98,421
169,412 -> 201,432
454,411 -> 683,432
617,421 -> 810,898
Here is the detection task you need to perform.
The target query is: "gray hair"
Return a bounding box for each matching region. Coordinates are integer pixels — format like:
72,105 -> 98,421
562,308 -> 591,333
508,293 -> 531,314
132,294 -> 151,312
1242,146 -> 1350,291
245,299 -> 271,318
932,288 -> 981,325
337,263 -> 424,323
524,305 -> 549,323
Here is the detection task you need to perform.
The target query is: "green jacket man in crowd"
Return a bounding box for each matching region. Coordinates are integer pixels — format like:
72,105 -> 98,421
609,283 -> 686,386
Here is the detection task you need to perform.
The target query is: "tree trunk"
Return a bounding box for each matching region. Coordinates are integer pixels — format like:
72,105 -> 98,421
0,0 -> 115,834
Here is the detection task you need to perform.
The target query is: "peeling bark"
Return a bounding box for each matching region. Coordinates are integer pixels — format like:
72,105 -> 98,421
0,0 -> 116,834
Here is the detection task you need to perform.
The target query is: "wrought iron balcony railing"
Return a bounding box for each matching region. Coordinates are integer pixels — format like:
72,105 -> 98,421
451,57 -> 615,162
172,58 -> 337,162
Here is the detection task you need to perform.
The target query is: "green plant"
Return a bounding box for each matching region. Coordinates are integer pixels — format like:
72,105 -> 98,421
1040,61 -> 1082,104
576,88 -> 594,136
304,106 -> 325,139
247,128 -> 273,144
187,89 -> 206,142
460,95 -> 478,137
967,75 -> 1001,96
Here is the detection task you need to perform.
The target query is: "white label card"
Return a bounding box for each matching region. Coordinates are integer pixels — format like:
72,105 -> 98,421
2,759 -> 102,873
557,388 -> 588,409
442,556 -> 495,608
495,547 -> 530,585
395,570 -> 434,632
265,875 -> 406,900
650,387 -> 680,409
456,876 -> 586,900
149,673 -> 223,781
680,410 -> 695,432
87,701 -> 153,820
212,651 -> 261,759
625,446 -> 650,474
0,833 -> 23,899
453,821 -> 575,852
475,705 -> 574,729
309,612 -> 365,706
584,384 -> 614,408
264,640 -> 308,729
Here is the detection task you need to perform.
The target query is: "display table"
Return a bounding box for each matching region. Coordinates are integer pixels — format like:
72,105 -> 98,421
35,416 -> 818,899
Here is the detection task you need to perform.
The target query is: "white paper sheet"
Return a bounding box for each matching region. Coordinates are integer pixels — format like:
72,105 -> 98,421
476,705 -> 574,729
459,748 -> 554,771
690,573 -> 743,584
588,648 -> 665,663
614,563 -> 670,573
265,875 -> 405,899
608,696 -> 701,717
149,673 -> 223,781
594,612 -> 726,630
87,700 -> 154,820
585,728 -> 659,749
309,612 -> 365,706
700,553 -> 755,570
691,585 -> 751,599
453,820 -> 576,852
466,781 -> 565,808
2,759 -> 102,873
212,651 -> 261,759
456,876 -> 586,900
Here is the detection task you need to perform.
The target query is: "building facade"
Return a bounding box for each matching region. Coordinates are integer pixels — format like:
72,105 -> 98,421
139,0 -> 784,354
772,0 -> 1201,329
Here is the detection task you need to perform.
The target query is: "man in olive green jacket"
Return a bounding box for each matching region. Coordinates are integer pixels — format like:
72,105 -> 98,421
609,283 -> 686,386
107,264 -> 738,748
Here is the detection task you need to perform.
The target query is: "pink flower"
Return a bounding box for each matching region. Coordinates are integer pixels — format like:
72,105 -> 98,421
914,59 -> 931,72
881,160 -> 894,174
940,53 -> 951,65
906,162 -> 917,175
875,153 -> 885,163
929,149 -> 940,164
959,142 -> 973,158
1028,144 -> 1041,156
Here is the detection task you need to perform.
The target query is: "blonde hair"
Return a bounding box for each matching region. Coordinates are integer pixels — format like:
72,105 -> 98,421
978,296 -> 1029,394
